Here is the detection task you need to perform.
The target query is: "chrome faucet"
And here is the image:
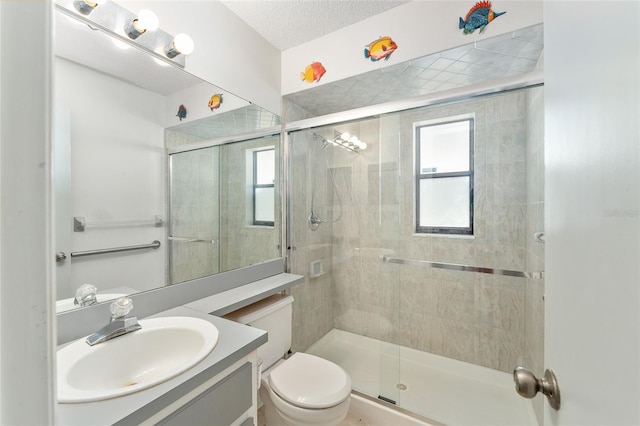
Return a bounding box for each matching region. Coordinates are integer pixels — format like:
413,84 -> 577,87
85,297 -> 141,346
74,283 -> 98,307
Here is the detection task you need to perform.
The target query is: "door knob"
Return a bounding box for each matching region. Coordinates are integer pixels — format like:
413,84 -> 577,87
56,251 -> 67,263
513,366 -> 561,410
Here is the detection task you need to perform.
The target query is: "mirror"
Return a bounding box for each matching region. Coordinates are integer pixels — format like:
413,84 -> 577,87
53,4 -> 281,311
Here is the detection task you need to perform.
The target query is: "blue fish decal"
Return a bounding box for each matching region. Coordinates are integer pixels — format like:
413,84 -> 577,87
176,104 -> 187,121
459,1 -> 506,34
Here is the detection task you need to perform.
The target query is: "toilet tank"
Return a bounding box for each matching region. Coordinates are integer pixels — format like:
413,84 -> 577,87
223,294 -> 294,370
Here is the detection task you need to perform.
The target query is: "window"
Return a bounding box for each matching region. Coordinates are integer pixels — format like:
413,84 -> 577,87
415,118 -> 474,235
252,148 -> 275,226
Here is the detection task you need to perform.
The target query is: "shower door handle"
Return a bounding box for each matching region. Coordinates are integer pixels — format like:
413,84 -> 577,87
513,366 -> 561,410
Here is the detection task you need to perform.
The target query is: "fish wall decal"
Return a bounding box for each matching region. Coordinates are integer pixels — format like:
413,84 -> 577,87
364,36 -> 398,62
176,104 -> 187,121
208,93 -> 223,111
301,61 -> 326,83
459,1 -> 505,34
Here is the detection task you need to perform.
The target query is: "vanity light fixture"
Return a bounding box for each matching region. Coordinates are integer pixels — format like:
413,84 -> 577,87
332,132 -> 367,151
164,33 -> 195,58
73,0 -> 98,15
124,9 -> 159,40
57,1 -> 191,68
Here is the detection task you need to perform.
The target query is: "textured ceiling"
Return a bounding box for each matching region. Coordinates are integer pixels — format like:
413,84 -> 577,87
219,0 -> 411,51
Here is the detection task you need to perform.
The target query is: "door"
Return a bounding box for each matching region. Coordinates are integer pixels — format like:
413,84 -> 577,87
544,2 -> 640,424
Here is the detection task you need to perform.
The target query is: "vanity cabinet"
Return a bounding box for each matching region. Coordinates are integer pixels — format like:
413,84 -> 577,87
157,362 -> 253,426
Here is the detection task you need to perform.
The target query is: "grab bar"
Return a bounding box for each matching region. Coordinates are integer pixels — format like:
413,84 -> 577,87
380,255 -> 544,280
71,240 -> 161,258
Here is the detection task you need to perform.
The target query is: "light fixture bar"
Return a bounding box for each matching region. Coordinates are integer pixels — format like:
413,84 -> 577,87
56,1 -> 186,68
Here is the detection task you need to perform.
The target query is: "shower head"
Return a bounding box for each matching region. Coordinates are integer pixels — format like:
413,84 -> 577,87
309,211 -> 322,231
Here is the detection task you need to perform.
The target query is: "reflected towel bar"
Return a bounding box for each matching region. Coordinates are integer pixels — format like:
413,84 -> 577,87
380,255 -> 543,280
168,236 -> 218,244
74,216 -> 164,232
71,240 -> 161,258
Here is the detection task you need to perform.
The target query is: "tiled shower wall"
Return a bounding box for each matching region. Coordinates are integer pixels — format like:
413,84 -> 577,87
289,132 -> 336,352
291,88 -> 543,375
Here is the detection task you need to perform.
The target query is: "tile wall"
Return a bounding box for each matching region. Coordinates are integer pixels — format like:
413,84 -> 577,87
289,131 -> 336,352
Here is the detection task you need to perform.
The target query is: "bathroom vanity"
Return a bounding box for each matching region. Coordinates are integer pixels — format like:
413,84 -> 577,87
56,266 -> 304,425
56,307 -> 265,425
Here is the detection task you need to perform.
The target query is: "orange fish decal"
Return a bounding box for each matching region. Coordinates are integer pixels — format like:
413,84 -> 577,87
208,93 -> 223,111
300,61 -> 326,83
364,36 -> 398,62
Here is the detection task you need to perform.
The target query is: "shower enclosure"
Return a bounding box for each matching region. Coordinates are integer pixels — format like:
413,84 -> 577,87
287,85 -> 545,425
167,134 -> 281,285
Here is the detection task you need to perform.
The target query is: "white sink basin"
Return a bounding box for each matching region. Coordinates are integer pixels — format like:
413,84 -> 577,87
57,316 -> 220,403
56,293 -> 127,313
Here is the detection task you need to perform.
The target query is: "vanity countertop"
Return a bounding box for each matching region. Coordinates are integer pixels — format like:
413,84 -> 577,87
55,306 -> 267,426
184,272 -> 304,316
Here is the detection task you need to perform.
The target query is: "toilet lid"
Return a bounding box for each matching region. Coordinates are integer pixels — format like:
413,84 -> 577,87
268,352 -> 351,409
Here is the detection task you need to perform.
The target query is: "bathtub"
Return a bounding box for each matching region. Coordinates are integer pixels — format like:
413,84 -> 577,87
307,329 -> 537,426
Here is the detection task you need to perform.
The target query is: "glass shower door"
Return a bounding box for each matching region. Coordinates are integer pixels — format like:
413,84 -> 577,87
168,146 -> 221,284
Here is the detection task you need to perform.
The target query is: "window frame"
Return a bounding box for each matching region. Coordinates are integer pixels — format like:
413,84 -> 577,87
415,117 -> 474,235
252,148 -> 275,226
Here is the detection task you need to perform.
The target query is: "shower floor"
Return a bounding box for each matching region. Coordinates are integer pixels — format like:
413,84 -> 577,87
306,329 -> 537,426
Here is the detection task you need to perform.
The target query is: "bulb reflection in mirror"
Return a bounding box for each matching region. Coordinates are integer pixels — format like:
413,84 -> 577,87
153,57 -> 171,67
112,38 -> 130,50
73,0 -> 98,15
165,33 -> 195,58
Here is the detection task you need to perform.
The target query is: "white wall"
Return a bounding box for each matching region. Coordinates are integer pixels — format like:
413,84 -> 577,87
544,1 -> 640,424
0,1 -> 55,424
56,58 -> 167,298
282,1 -> 543,95
121,0 -> 282,115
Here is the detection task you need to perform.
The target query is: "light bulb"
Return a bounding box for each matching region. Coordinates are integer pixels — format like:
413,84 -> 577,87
348,136 -> 359,145
359,142 -> 367,150
165,33 -> 194,58
126,9 -> 159,39
174,33 -> 195,55
340,132 -> 351,141
138,9 -> 159,31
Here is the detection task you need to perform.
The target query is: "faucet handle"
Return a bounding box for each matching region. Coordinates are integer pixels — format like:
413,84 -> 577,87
74,283 -> 97,306
110,297 -> 134,319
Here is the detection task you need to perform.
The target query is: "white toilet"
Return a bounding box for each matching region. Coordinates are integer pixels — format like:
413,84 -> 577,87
224,294 -> 351,426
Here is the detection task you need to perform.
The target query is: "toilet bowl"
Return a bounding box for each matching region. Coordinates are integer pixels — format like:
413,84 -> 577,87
223,294 -> 352,426
259,353 -> 351,426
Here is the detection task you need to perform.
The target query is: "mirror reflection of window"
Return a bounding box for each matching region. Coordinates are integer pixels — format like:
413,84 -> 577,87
252,148 -> 275,226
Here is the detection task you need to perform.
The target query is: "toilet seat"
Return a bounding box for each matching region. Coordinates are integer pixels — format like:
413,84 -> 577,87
268,353 -> 351,409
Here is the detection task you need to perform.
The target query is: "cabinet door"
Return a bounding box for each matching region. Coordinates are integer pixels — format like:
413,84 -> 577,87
158,363 -> 252,426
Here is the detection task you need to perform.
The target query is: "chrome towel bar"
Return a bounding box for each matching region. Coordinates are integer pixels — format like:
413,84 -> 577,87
380,255 -> 543,280
71,240 -> 161,258
74,216 -> 164,232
